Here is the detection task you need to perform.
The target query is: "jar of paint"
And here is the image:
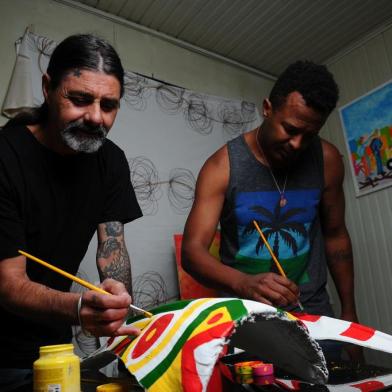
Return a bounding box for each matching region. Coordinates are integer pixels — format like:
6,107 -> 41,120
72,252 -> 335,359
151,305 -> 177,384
33,343 -> 80,392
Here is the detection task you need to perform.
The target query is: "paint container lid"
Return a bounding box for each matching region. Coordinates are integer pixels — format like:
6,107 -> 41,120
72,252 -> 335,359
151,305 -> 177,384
252,362 -> 274,376
96,383 -> 126,392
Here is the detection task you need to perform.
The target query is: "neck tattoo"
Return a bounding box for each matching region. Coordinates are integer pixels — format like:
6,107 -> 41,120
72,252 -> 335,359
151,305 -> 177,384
255,126 -> 288,208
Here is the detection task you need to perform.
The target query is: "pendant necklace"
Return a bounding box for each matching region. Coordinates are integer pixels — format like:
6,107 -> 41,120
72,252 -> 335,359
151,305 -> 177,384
255,126 -> 288,208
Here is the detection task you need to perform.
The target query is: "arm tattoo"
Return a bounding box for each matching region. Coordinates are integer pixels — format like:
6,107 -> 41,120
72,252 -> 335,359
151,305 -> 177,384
97,221 -> 132,293
327,250 -> 353,263
100,245 -> 132,293
105,222 -> 123,237
97,237 -> 120,258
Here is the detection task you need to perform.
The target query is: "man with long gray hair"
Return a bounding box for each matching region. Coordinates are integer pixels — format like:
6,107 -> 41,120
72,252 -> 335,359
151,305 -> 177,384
0,34 -> 142,390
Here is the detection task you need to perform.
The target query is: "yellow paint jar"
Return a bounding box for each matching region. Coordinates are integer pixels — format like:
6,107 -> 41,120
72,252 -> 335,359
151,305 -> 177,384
33,343 -> 80,392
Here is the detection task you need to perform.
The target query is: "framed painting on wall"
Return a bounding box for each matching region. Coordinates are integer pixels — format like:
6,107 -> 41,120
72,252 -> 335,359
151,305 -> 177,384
339,80 -> 392,197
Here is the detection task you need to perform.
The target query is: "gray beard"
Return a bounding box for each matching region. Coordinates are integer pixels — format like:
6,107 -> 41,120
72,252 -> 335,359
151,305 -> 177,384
60,120 -> 108,153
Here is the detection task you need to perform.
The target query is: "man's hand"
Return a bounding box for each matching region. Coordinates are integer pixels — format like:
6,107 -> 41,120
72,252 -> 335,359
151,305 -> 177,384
78,278 -> 140,337
341,309 -> 365,363
234,272 -> 300,307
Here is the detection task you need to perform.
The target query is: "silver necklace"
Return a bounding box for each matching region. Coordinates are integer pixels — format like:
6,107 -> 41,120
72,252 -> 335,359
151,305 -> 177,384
255,127 -> 288,208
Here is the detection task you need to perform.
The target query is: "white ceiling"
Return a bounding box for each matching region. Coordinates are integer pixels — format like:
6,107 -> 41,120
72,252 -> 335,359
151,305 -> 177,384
70,0 -> 392,77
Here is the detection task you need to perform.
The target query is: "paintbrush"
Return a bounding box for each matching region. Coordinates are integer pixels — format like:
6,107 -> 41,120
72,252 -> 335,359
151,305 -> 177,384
252,220 -> 305,312
18,250 -> 153,318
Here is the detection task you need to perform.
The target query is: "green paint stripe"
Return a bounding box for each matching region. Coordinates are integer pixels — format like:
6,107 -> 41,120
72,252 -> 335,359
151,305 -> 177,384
140,299 -> 248,387
151,300 -> 194,313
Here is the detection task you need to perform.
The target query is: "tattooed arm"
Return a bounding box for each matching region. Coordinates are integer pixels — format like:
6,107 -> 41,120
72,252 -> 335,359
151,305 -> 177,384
96,221 -> 133,295
75,220 -> 138,336
320,140 -> 358,322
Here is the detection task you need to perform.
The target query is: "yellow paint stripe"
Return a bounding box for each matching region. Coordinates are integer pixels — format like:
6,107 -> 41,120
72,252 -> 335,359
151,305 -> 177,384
144,306 -> 233,390
148,349 -> 183,392
126,298 -> 213,373
285,311 -> 298,321
187,306 -> 232,338
108,319 -> 150,354
121,335 -> 139,368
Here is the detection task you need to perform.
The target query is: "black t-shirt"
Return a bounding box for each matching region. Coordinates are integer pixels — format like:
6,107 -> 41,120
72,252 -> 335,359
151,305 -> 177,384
0,125 -> 142,368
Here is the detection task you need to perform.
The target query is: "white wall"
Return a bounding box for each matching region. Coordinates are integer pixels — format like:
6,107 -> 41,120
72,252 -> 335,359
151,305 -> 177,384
322,24 -> 392,366
0,0 -> 273,127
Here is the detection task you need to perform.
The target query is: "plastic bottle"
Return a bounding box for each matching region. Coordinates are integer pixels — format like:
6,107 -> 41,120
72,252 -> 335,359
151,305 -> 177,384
33,343 -> 80,392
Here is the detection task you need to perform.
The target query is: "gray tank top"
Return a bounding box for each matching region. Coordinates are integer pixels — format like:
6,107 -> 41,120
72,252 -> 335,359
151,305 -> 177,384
220,134 -> 333,316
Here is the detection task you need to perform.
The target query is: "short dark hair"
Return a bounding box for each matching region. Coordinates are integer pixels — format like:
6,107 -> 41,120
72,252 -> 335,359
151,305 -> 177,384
6,34 -> 124,127
269,60 -> 339,117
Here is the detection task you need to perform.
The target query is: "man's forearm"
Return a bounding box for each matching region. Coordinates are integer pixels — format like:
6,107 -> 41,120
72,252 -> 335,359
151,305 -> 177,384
0,278 -> 79,326
182,244 -> 245,294
325,236 -> 357,314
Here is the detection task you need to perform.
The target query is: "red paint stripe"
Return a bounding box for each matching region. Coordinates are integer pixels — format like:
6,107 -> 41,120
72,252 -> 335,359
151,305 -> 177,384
340,322 -> 376,341
182,321 -> 234,392
275,379 -> 301,390
219,361 -> 234,383
131,313 -> 174,359
207,363 -> 223,392
292,313 -> 321,322
351,380 -> 385,391
207,312 -> 224,325
112,337 -> 133,355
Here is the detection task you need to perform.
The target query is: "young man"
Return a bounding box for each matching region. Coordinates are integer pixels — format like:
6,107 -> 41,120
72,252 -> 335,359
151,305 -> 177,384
182,61 -> 359,346
0,34 -> 142,389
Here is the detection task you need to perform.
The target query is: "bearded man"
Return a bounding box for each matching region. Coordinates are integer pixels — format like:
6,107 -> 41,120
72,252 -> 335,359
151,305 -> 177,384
0,34 -> 142,390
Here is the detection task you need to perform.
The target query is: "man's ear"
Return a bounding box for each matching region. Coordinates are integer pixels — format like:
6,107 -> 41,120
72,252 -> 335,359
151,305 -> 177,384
262,98 -> 272,118
42,73 -> 51,101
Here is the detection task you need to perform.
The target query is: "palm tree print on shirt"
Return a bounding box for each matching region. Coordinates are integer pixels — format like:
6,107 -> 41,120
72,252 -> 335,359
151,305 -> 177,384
233,189 -> 321,283
243,199 -> 307,260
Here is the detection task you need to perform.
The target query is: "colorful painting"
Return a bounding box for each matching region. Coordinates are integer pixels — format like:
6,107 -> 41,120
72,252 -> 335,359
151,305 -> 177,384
99,298 -> 327,391
85,298 -> 392,391
339,80 -> 392,196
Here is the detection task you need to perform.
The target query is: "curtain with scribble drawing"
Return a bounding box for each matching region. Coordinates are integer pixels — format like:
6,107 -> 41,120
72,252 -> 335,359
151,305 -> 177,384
2,31 -> 261,305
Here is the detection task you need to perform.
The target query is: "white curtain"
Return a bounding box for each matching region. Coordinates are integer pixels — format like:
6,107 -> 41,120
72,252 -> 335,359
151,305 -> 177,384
2,31 -> 261,305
